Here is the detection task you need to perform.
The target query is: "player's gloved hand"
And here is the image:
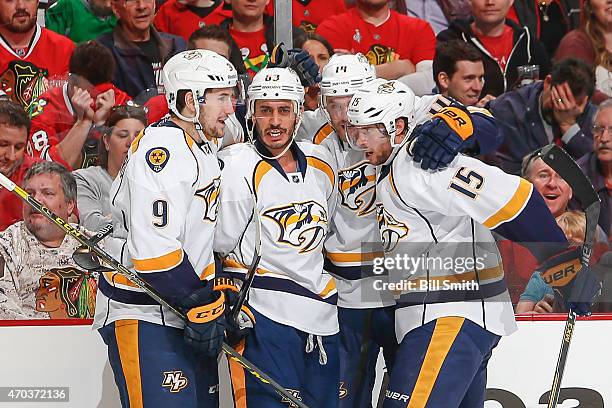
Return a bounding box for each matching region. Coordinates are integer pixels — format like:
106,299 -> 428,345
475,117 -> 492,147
214,277 -> 256,346
269,43 -> 321,87
538,247 -> 602,316
177,286 -> 226,356
409,105 -> 476,171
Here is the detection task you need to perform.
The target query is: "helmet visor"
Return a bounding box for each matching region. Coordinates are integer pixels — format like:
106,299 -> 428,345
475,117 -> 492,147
344,123 -> 388,151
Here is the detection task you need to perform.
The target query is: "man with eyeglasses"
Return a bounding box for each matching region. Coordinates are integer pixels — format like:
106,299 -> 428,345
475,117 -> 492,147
577,99 -> 612,238
96,0 -> 185,100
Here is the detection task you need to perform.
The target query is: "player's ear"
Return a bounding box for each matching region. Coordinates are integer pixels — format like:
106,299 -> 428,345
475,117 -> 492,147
394,118 -> 406,144
437,72 -> 449,92
185,91 -> 196,114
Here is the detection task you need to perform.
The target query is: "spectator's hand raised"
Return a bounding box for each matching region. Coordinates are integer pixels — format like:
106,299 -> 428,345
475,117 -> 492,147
71,87 -> 94,123
551,83 -> 588,133
93,89 -> 116,126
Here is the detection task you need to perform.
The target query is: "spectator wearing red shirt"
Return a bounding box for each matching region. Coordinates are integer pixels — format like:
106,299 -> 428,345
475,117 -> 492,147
265,0 -> 346,33
27,41 -> 131,170
220,0 -> 303,77
154,0 -> 232,41
0,100 -> 40,231
316,0 -> 435,88
437,0 -> 550,98
0,0 -> 75,111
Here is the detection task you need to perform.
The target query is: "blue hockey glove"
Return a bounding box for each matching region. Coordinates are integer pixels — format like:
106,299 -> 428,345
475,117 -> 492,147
214,277 -> 255,346
177,286 -> 226,356
410,105 -> 475,170
269,43 -> 321,87
538,247 -> 602,316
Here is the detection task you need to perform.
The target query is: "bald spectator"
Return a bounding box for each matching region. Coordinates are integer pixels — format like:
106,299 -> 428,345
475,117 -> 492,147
0,0 -> 75,110
97,0 -> 185,99
46,0 -> 116,43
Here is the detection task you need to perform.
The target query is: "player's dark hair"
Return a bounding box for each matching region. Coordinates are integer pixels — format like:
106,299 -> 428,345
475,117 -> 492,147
23,161 -> 77,203
293,32 -> 334,59
188,25 -> 233,52
69,41 -> 116,85
99,105 -> 148,170
0,99 -> 31,134
433,40 -> 483,89
175,90 -> 190,115
550,58 -> 595,99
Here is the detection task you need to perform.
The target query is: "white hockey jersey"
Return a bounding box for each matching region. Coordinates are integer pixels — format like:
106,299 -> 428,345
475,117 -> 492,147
297,95 -> 471,309
376,146 -> 522,341
214,142 -> 339,335
93,121 -> 221,330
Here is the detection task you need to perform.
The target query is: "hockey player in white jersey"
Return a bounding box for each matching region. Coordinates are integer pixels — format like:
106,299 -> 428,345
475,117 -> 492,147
296,53 -> 502,407
93,50 -> 239,408
346,79 -> 600,407
214,67 -> 340,407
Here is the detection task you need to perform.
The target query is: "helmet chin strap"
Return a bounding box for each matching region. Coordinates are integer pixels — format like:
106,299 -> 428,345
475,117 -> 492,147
172,101 -> 210,143
249,116 -> 303,161
382,122 -> 416,166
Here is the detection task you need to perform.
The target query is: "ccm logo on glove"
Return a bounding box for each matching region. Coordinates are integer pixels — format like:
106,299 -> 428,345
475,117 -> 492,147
432,107 -> 474,140
186,293 -> 226,323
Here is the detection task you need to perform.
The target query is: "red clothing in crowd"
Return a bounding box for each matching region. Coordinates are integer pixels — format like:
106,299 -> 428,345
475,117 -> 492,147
265,0 -> 346,32
229,27 -> 269,78
27,83 -> 132,169
0,156 -> 41,231
0,25 -> 74,111
474,25 -> 514,73
317,8 -> 435,66
154,0 -> 232,41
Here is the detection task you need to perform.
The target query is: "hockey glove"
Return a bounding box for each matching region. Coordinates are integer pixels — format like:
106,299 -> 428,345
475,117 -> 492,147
538,247 -> 602,316
269,44 -> 322,87
410,105 -> 476,171
177,286 -> 226,357
214,277 -> 256,346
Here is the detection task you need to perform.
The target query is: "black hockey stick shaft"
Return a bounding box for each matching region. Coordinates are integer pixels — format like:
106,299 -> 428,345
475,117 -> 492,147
540,144 -> 601,408
0,173 -> 309,408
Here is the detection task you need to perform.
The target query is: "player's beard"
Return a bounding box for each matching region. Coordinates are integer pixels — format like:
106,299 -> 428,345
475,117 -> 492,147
5,12 -> 36,33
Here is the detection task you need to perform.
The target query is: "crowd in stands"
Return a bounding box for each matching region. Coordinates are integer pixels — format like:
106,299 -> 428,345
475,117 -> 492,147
0,0 -> 611,319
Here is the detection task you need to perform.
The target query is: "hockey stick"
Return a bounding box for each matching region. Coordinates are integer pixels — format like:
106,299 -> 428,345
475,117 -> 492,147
231,179 -> 262,324
0,173 -> 309,408
539,144 -> 601,408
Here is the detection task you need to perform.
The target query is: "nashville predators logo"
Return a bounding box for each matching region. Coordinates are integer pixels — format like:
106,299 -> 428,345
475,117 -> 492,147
195,176 -> 221,222
263,200 -> 328,253
376,204 -> 409,252
281,389 -> 302,407
338,161 -> 376,216
376,80 -> 396,94
146,147 -> 170,172
162,371 -> 188,393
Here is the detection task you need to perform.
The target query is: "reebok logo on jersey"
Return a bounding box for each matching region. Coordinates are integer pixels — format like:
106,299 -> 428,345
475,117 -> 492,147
146,147 -> 170,173
162,371 -> 188,392
281,389 -> 302,407
339,161 -> 376,216
263,200 -> 328,254
195,176 -> 221,222
376,204 -> 409,252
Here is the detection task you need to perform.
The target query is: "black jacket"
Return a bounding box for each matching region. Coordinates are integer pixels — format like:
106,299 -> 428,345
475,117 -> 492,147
219,15 -> 304,75
437,18 -> 551,98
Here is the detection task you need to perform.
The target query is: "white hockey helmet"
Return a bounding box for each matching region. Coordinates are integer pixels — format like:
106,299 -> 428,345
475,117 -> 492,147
346,79 -> 416,162
162,49 -> 238,122
320,53 -> 376,97
246,67 -> 305,158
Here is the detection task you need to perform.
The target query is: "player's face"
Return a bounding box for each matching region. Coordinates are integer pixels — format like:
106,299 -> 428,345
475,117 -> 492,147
469,0 -> 513,26
444,60 -> 485,106
0,124 -> 27,178
594,107 -> 612,163
23,173 -> 75,243
105,118 -> 144,169
229,0 -> 268,20
528,158 -> 572,217
0,0 -> 38,33
254,99 -> 298,154
191,38 -> 231,60
199,87 -> 236,139
324,95 -> 352,141
347,124 -> 392,165
112,0 -> 155,35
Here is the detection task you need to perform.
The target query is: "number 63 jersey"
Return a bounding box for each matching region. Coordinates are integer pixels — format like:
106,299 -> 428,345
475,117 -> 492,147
376,146 -> 523,342
93,121 -> 221,330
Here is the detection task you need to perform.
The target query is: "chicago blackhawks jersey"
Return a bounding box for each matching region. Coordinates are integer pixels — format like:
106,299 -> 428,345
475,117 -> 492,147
296,96 -> 477,309
154,0 -> 232,41
214,142 -> 338,335
376,147 -> 520,341
93,121 -> 221,329
0,25 -> 74,110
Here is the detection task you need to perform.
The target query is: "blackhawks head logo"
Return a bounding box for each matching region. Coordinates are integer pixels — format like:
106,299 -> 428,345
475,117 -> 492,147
0,61 -> 49,110
35,267 -> 97,319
